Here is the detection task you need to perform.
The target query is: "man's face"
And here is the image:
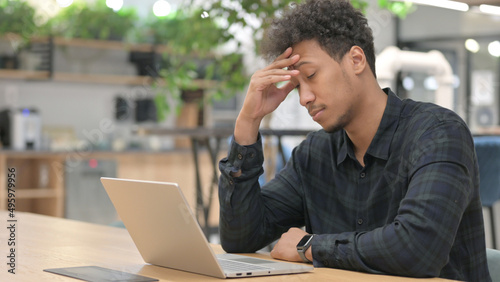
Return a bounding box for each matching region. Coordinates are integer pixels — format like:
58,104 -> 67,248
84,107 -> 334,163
289,39 -> 360,133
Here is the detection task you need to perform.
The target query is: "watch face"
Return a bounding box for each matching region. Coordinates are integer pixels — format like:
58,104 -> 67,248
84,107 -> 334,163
297,234 -> 313,248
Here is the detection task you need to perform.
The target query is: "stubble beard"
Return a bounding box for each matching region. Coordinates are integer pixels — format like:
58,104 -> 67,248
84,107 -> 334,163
323,108 -> 352,133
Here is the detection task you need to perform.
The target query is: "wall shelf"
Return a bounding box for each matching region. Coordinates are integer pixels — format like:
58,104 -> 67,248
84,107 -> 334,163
16,188 -> 60,199
52,72 -> 153,86
50,37 -> 171,53
0,69 -> 50,80
0,36 -> 213,87
0,71 -> 217,87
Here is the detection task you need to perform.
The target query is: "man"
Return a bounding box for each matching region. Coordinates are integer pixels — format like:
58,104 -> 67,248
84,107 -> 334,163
218,0 -> 491,280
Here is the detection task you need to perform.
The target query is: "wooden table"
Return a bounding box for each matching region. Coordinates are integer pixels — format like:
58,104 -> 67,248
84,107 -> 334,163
0,211 -> 455,281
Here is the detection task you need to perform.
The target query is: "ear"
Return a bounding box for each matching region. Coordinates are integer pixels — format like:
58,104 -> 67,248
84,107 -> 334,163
348,46 -> 367,75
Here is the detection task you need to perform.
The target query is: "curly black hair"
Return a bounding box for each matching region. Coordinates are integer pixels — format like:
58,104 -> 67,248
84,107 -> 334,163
260,0 -> 376,77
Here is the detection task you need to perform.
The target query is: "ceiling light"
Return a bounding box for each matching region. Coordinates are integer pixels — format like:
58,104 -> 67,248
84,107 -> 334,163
402,76 -> 415,91
479,4 -> 500,16
424,76 -> 439,91
56,0 -> 73,8
392,0 -> 469,12
465,39 -> 480,53
452,74 -> 460,89
488,41 -> 500,57
106,0 -> 124,12
153,0 -> 172,17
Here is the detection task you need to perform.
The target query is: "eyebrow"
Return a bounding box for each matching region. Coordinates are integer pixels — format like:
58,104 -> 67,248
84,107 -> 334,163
288,61 -> 312,70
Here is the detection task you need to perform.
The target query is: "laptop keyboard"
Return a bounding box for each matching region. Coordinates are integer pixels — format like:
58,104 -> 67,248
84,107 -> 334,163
218,258 -> 273,272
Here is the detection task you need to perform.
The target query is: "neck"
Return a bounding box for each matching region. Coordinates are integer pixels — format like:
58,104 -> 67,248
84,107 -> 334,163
345,85 -> 388,166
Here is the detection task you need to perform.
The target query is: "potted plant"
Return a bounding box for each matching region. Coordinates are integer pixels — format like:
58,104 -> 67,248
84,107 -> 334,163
0,0 -> 42,41
0,0 -> 46,68
137,8 -> 245,122
47,0 -> 138,41
377,0 -> 414,18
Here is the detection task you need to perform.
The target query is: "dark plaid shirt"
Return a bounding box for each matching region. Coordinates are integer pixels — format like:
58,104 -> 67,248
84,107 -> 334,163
219,89 -> 491,281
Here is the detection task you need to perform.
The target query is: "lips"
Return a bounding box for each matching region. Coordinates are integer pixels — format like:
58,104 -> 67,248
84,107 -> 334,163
308,107 -> 324,122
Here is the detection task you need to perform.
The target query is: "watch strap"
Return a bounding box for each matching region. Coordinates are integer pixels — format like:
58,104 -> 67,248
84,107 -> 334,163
297,234 -> 314,263
298,249 -> 312,263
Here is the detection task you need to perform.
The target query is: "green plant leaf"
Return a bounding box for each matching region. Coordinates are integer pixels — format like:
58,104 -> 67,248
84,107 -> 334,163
47,0 -> 138,40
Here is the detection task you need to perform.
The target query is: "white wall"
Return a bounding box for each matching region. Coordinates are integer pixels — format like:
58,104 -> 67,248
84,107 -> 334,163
0,79 -> 138,141
400,5 -> 500,41
365,0 -> 397,55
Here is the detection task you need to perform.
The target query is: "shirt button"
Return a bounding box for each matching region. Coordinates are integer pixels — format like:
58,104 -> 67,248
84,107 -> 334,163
229,180 -> 234,185
357,219 -> 363,225
237,153 -> 243,160
249,152 -> 255,158
360,172 -> 366,178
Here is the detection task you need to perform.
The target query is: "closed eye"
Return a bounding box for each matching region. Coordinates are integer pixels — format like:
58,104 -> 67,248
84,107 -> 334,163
294,72 -> 315,89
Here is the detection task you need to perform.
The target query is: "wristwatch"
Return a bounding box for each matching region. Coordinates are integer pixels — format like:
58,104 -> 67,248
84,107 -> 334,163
296,234 -> 314,263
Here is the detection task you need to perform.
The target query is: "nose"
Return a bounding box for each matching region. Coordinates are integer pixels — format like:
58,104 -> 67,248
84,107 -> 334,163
298,84 -> 315,107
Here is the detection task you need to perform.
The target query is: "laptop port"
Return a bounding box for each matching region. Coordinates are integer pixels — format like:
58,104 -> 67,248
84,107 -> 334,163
236,273 -> 242,276
247,273 -> 252,276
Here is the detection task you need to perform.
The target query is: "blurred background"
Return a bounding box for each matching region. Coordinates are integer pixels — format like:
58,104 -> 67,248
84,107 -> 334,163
1,0 -> 500,248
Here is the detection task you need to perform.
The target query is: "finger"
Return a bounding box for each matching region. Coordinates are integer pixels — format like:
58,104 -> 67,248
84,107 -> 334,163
277,81 -> 297,96
265,47 -> 299,70
273,47 -> 293,62
254,68 -> 299,80
252,69 -> 299,87
266,54 -> 300,71
252,75 -> 294,91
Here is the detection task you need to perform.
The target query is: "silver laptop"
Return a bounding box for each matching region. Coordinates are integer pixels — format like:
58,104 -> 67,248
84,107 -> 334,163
100,177 -> 313,279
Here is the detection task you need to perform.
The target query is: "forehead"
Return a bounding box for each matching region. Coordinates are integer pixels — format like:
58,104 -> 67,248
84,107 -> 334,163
289,39 -> 334,68
291,39 -> 323,54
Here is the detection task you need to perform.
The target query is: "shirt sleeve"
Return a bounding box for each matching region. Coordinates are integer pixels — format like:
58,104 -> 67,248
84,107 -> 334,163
312,120 -> 477,277
218,134 -> 305,253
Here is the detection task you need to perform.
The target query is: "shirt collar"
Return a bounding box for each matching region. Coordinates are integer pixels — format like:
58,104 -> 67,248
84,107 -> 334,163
336,88 -> 402,165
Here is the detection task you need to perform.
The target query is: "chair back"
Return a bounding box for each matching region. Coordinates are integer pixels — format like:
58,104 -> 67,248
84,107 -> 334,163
474,136 -> 500,207
487,248 -> 500,282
